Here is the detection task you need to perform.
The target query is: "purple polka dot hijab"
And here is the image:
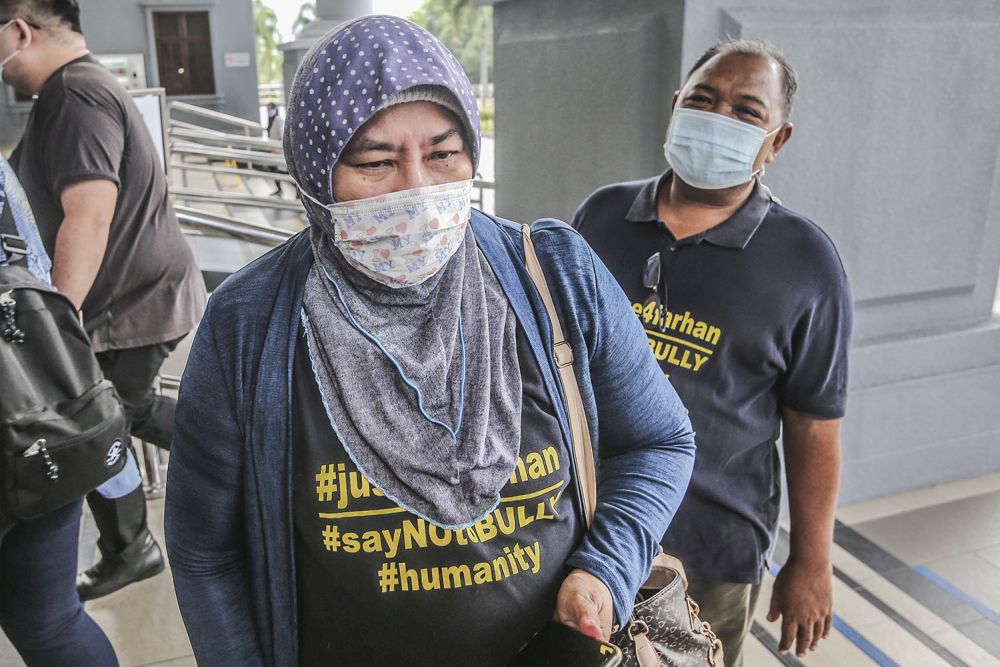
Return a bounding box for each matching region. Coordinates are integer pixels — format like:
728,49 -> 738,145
290,16 -> 521,529
284,14 -> 481,216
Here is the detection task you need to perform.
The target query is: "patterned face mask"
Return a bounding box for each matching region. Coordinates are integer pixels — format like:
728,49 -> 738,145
302,179 -> 473,288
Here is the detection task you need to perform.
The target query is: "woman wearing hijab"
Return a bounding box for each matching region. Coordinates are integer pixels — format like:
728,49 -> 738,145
166,16 -> 695,666
0,155 -> 118,666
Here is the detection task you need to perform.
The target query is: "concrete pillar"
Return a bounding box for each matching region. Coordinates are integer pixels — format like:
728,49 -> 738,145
486,0 -> 1000,503
279,0 -> 373,102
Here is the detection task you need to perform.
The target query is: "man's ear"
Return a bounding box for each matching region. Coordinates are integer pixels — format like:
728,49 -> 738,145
13,18 -> 34,49
765,122 -> 794,164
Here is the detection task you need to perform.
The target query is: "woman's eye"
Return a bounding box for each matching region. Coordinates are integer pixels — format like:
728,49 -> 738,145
431,151 -> 457,161
357,160 -> 391,169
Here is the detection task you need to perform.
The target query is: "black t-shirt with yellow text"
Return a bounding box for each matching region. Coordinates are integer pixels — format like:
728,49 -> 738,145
292,327 -> 582,665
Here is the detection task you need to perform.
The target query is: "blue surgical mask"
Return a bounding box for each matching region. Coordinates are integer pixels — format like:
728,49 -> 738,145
663,108 -> 779,190
0,20 -> 21,81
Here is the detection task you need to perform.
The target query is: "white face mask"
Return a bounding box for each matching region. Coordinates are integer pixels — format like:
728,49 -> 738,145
302,179 -> 473,288
663,108 -> 779,190
0,21 -> 21,81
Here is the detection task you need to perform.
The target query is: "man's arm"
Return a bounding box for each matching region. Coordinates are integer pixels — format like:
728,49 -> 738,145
768,409 -> 841,657
52,179 -> 118,310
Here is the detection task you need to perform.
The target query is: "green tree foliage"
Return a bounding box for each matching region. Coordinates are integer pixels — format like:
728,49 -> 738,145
292,2 -> 316,37
253,0 -> 282,84
410,0 -> 492,85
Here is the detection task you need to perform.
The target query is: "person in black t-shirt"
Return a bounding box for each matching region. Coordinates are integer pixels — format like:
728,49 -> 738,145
574,39 -> 852,666
1,0 -> 206,602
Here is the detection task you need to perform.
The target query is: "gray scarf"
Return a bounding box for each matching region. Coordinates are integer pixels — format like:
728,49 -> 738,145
302,226 -> 522,528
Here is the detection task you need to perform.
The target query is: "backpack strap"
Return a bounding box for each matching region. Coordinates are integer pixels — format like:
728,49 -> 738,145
0,206 -> 28,264
0,157 -> 51,281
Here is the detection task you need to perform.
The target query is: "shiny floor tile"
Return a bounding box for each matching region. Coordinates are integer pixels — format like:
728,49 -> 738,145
856,619 -> 951,666
918,552 -> 1000,614
980,542 -> 1000,569
837,473 -> 1000,525
86,498 -> 194,667
743,634 -> 785,666
931,627 -> 1000,667
853,492 -> 1000,565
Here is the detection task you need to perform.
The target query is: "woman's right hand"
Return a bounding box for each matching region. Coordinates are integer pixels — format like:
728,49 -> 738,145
554,568 -> 614,641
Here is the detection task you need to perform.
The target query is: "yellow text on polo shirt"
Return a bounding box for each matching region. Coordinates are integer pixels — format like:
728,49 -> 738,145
632,302 -> 723,373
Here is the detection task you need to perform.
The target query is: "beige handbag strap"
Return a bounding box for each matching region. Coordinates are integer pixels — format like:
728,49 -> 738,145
521,224 -> 598,524
521,227 -> 719,667
520,225 -> 692,587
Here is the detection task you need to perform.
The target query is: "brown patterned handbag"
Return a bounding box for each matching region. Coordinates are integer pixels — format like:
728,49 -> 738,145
521,225 -> 723,667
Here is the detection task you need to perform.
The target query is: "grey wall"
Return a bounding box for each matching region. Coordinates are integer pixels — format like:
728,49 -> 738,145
1,0 -> 259,146
488,0 -> 1000,505
681,2 -> 1000,341
491,0 -> 685,225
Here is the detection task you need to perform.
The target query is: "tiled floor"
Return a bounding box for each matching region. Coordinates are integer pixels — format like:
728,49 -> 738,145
83,497 -> 194,667
749,474 -> 1000,667
2,471 -> 998,666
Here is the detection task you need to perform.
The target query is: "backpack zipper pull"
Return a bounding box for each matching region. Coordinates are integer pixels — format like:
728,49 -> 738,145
1,290 -> 25,344
23,439 -> 60,481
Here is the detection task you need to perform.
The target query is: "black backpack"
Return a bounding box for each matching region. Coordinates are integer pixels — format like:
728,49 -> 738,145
0,230 -> 128,522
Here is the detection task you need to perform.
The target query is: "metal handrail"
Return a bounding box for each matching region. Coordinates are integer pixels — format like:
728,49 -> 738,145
176,208 -> 293,244
168,100 -> 263,133
171,161 -> 296,182
169,143 -> 287,168
173,187 -> 305,211
170,126 -> 283,152
174,204 -> 297,235
143,373 -> 183,496
169,118 -> 231,136
159,374 -> 181,391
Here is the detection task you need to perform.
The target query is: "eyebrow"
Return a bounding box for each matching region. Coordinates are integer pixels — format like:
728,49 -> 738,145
346,126 -> 462,157
735,93 -> 768,108
429,128 -> 460,146
346,138 -> 398,155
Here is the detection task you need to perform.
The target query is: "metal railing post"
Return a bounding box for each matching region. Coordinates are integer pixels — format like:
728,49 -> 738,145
141,374 -> 181,498
141,379 -> 166,498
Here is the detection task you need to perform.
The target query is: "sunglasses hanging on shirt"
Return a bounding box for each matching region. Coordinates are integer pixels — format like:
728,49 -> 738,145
641,251 -> 668,333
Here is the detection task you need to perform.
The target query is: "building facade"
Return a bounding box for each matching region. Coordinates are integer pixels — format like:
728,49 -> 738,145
1,0 -> 259,146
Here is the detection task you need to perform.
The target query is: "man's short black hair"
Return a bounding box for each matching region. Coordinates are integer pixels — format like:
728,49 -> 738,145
0,0 -> 82,34
686,38 -> 798,119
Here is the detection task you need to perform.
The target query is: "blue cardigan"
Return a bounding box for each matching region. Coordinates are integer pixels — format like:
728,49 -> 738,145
165,212 -> 695,666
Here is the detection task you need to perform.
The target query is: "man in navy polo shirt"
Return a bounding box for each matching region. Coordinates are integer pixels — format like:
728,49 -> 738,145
573,39 -> 852,665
